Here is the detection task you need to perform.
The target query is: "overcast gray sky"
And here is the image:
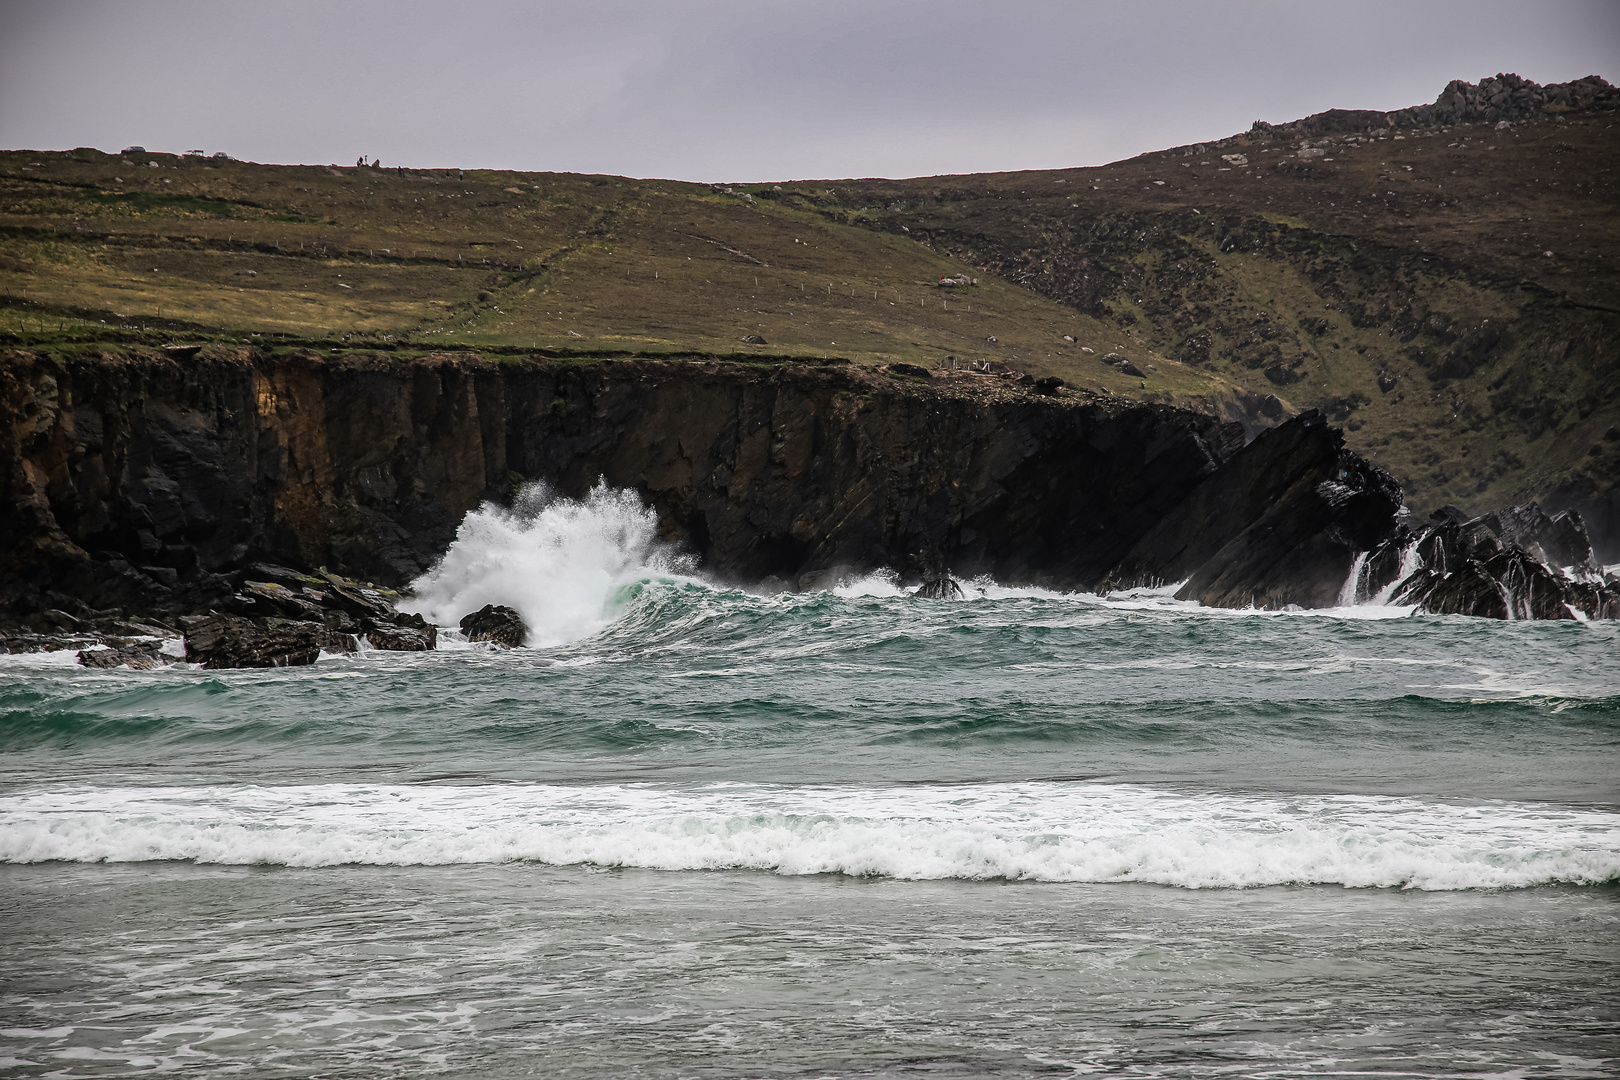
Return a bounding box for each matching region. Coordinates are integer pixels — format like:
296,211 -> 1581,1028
2,1 -> 1615,181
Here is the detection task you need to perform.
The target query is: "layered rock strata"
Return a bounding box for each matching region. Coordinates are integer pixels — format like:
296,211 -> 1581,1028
1247,73 -> 1619,139
0,348 -> 1359,605
1099,411 -> 1403,608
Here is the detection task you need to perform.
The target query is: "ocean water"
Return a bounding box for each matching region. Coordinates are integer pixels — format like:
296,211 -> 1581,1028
2,489 -> 1618,1077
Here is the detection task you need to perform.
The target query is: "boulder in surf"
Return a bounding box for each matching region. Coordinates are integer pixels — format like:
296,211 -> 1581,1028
180,614 -> 323,668
912,575 -> 964,600
459,604 -> 526,648
77,641 -> 172,669
364,624 -> 437,651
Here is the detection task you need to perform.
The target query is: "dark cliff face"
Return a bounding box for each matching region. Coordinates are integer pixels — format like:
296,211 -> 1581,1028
1103,413 -> 1404,608
2,348 -> 1395,621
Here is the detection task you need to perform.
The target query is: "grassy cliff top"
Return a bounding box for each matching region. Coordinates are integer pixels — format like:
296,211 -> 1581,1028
2,75 -> 1616,528
0,149 -> 1237,405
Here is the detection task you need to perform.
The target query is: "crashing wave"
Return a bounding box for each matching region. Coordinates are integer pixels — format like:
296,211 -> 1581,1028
403,481 -> 696,647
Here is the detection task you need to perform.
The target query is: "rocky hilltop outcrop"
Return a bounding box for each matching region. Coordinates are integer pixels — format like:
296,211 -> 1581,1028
1249,73 -> 1619,138
1,347 -> 1610,663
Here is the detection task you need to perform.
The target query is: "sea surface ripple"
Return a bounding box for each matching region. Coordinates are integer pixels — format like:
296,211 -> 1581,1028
2,489 -> 1617,1077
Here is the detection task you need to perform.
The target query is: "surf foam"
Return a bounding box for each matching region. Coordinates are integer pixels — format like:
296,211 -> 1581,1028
4,781 -> 1614,890
393,480 -> 1438,652
402,480 -> 695,647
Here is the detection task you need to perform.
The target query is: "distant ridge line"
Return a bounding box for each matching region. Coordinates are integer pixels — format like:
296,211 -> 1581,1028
1160,73 -> 1618,157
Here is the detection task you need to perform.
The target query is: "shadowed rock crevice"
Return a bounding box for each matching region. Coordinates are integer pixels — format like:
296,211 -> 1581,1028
1100,411 -> 1404,607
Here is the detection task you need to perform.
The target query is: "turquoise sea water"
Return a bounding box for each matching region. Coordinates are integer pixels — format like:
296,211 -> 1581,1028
2,491 -> 1617,1076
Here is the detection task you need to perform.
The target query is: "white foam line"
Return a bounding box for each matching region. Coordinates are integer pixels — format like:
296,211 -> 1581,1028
3,781 -> 1614,890
399,479 -> 1436,650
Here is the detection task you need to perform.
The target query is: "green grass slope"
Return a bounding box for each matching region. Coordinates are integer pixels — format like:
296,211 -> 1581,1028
0,152 -> 1238,408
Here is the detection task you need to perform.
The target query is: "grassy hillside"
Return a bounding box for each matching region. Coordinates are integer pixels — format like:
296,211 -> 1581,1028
2,74 -> 1616,541
0,151 -> 1238,409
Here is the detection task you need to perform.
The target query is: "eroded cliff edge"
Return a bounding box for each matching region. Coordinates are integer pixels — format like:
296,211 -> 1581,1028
3,347 -> 1407,623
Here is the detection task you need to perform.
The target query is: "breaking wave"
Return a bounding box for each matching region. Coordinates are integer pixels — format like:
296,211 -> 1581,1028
402,480 -> 696,647
4,781 -> 1615,890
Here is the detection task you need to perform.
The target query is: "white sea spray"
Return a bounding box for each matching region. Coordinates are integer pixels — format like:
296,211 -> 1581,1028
401,480 -> 694,647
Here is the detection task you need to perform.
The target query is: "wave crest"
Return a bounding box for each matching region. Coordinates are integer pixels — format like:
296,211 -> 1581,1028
5,782 -> 1615,890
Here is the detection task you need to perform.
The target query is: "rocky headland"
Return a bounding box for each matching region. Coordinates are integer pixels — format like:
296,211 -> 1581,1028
3,346 -> 1612,665
3,73 -> 1614,559
811,74 -> 1620,549
5,73 -> 1617,665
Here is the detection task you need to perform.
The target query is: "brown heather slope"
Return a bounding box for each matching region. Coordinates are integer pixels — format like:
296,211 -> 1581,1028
2,73 -> 1617,551
804,74 -> 1620,549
